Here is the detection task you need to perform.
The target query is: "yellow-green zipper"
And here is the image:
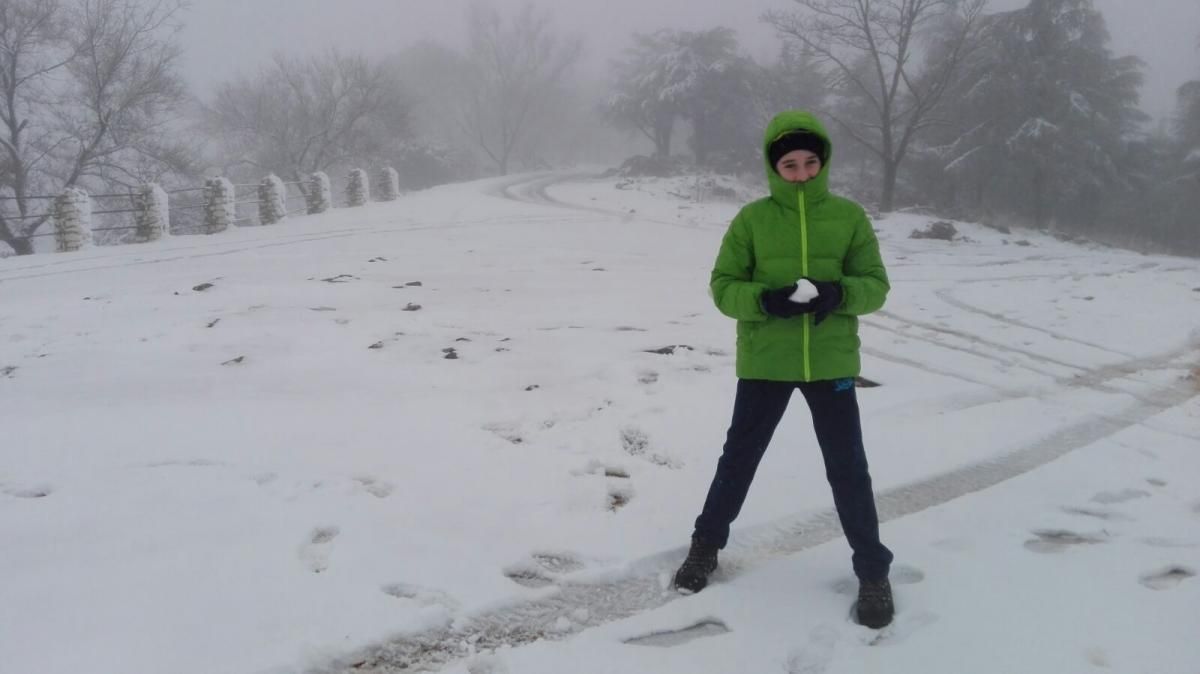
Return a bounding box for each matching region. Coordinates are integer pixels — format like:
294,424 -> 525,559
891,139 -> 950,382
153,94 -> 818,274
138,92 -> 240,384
799,190 -> 811,381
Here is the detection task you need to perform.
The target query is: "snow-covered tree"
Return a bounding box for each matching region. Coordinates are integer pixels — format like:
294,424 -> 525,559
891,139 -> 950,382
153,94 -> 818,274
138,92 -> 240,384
204,50 -> 411,189
602,27 -> 760,169
934,0 -> 1145,229
602,31 -> 686,159
749,44 -> 828,134
457,3 -> 581,176
0,0 -> 191,255
766,0 -> 986,211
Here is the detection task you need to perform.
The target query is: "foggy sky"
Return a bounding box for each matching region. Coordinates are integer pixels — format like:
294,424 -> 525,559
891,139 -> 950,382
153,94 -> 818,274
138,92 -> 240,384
181,0 -> 1200,120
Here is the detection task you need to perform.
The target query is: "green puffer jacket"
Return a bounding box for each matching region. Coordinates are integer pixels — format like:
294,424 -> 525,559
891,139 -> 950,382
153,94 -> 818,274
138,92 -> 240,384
710,110 -> 889,382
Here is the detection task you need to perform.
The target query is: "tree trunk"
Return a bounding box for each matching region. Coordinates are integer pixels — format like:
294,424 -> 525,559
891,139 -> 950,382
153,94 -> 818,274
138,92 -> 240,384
2,234 -> 34,255
880,160 -> 898,212
1032,167 -> 1045,230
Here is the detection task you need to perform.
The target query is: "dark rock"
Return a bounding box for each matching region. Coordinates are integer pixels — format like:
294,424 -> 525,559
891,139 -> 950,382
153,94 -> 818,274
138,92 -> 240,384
405,281 -> 423,287
320,274 -> 357,283
402,303 -> 422,312
206,319 -> 220,328
525,384 -> 540,391
193,283 -> 214,292
221,356 -> 245,366
442,348 -> 458,360
909,221 -> 958,241
645,345 -> 695,355
368,342 -> 384,350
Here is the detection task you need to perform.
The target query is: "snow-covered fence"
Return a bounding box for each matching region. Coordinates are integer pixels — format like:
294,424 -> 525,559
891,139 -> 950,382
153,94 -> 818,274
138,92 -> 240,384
13,160 -> 416,255
52,188 -> 92,252
204,177 -> 236,234
134,183 -> 170,242
165,187 -> 208,235
258,174 -> 287,225
346,168 -> 370,207
377,167 -> 400,202
307,172 -> 331,214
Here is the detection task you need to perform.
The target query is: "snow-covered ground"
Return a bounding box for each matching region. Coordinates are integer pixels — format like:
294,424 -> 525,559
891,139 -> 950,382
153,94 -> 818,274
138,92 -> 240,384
2,171 -> 1198,674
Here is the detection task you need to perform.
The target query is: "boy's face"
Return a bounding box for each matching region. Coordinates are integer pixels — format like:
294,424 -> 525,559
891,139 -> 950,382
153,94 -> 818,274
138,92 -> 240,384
775,149 -> 822,184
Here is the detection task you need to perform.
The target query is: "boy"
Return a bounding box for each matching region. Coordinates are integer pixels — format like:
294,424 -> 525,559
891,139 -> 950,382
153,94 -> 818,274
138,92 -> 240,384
673,110 -> 894,629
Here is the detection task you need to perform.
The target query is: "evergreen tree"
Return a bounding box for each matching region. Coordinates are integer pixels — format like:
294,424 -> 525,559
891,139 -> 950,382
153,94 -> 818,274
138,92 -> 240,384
936,0 -> 1145,230
602,28 -> 758,169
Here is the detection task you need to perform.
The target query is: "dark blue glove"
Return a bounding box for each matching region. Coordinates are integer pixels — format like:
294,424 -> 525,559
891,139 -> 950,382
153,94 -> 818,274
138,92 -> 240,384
760,284 -> 814,318
806,279 -> 843,325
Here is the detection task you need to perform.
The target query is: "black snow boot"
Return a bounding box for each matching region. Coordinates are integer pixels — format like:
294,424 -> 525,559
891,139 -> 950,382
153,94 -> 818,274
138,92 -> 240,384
856,578 -> 894,628
673,537 -> 719,594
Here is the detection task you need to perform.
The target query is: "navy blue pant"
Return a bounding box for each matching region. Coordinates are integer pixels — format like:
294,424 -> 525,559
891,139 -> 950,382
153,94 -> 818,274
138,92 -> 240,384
693,378 -> 893,581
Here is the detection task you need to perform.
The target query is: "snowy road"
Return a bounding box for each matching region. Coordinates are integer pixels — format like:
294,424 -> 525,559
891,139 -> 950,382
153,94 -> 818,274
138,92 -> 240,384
315,172 -> 1200,673
2,171 -> 1197,674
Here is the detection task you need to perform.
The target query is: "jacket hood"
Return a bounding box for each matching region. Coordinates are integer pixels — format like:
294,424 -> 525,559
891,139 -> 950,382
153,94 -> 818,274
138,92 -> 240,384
764,110 -> 833,209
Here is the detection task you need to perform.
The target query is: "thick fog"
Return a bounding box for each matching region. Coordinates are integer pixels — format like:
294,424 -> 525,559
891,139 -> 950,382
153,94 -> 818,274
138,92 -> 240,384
179,0 -> 1199,116
2,0 -> 1199,256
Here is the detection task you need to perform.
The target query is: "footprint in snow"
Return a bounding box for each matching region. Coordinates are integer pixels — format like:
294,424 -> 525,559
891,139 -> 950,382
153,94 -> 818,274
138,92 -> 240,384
607,483 -> 634,511
1091,488 -> 1150,505
1138,566 -> 1195,591
352,476 -> 394,498
483,422 -> 524,445
531,551 -> 586,574
1060,506 -> 1133,522
300,526 -> 340,573
1,483 -> 52,499
1024,529 -> 1107,553
785,624 -> 839,674
502,564 -> 554,588
619,426 -> 680,468
623,620 -> 730,647
381,583 -> 460,611
856,609 -> 939,646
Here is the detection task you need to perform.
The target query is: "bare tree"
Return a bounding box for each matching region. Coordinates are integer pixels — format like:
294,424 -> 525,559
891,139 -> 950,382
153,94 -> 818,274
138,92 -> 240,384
458,3 -> 581,175
765,0 -> 986,211
204,50 -> 411,187
0,0 -> 188,255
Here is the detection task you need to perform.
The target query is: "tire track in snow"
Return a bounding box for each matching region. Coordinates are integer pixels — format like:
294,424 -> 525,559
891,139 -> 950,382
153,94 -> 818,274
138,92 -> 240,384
316,350 -> 1198,673
933,287 -> 1137,359
490,171 -> 723,231
308,173 -> 1199,672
